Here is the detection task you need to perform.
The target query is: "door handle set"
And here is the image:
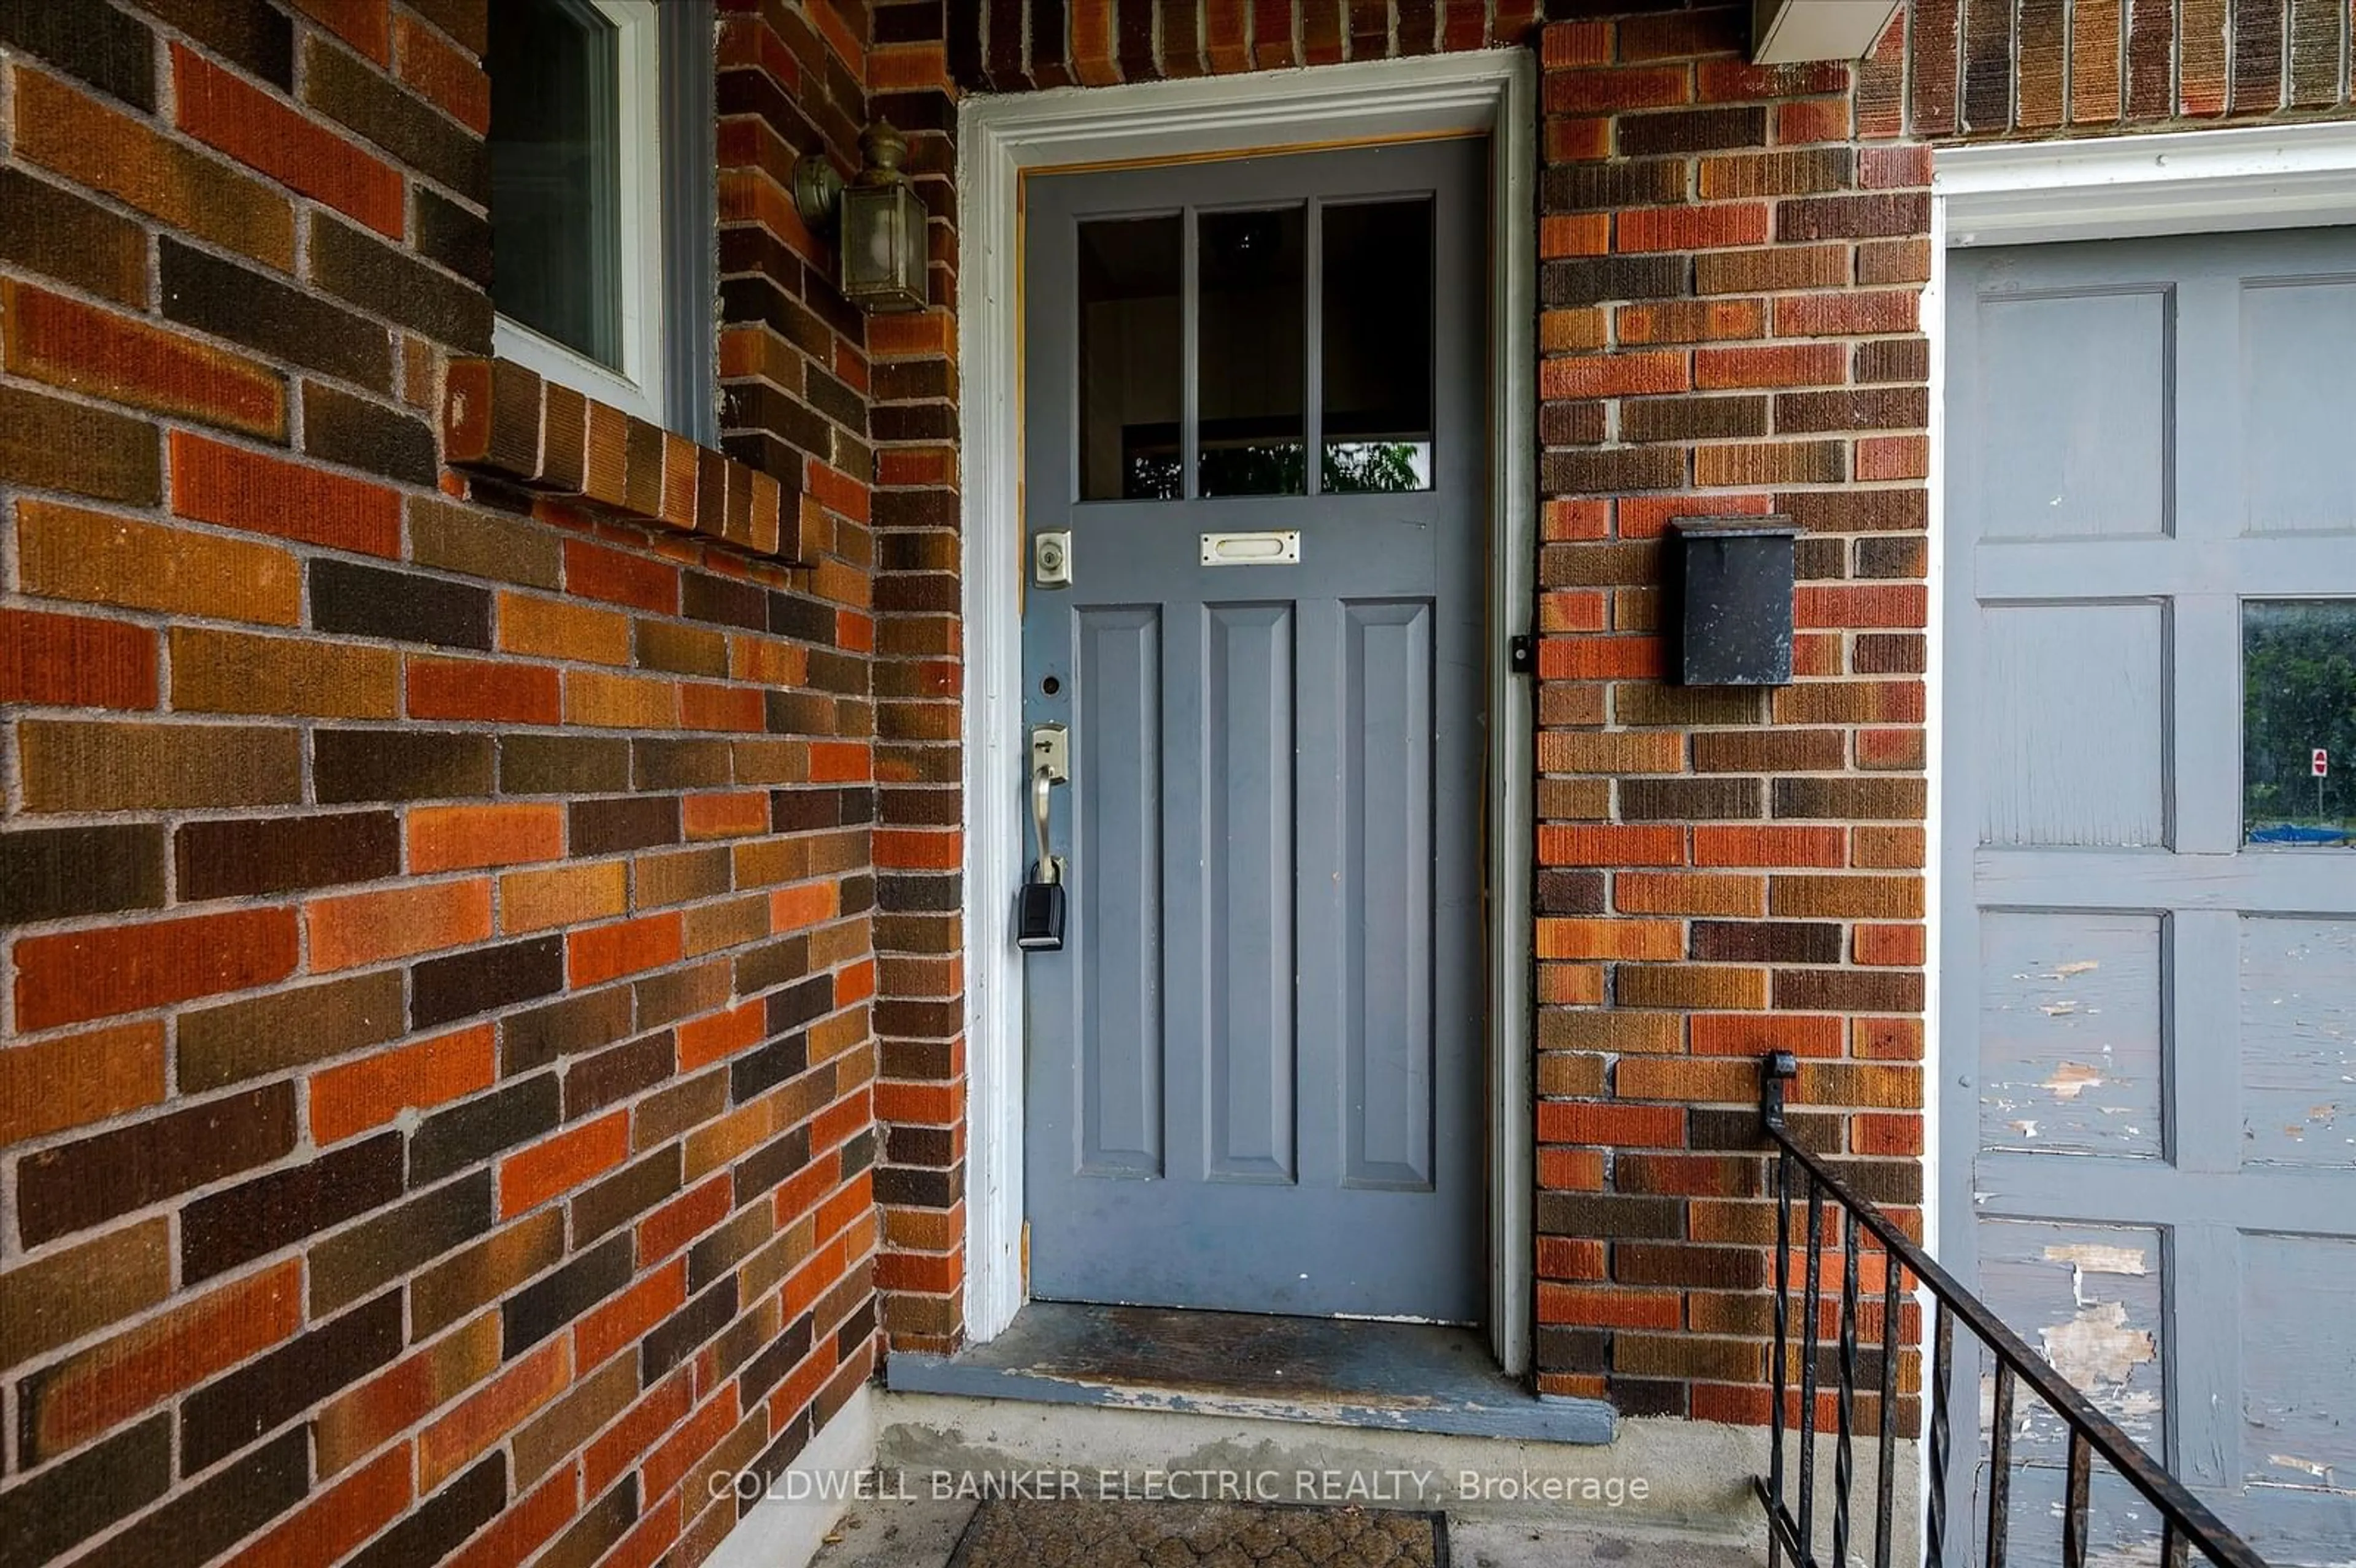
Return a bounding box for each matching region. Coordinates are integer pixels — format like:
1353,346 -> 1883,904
1030,766 -> 1061,884
1018,724 -> 1069,951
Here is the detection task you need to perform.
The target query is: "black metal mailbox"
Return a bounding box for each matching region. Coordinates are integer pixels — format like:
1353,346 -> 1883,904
1669,516 -> 1801,686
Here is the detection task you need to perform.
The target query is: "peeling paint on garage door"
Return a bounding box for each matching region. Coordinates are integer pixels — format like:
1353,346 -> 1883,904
1946,226 -> 2356,1566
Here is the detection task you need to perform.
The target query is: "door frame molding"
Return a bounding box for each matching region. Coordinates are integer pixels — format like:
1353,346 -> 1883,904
1926,121 -> 2356,1500
955,50 -> 1541,1371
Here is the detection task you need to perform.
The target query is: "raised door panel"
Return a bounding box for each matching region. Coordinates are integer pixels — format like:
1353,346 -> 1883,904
1076,607 -> 1163,1178
1342,599 -> 1434,1192
1205,602 -> 1296,1184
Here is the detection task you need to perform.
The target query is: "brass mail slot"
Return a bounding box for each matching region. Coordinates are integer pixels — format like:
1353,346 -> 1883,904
1199,530 -> 1301,566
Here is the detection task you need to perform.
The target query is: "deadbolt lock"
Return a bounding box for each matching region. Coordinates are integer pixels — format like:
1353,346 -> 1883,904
1034,529 -> 1072,588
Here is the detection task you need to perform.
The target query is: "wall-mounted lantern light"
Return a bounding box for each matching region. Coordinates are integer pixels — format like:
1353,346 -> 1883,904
792,121 -> 929,314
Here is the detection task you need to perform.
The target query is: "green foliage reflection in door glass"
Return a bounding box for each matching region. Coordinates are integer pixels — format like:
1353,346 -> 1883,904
1322,441 -> 1431,494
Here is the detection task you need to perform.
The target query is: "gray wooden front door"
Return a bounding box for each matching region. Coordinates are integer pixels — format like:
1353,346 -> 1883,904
1946,226 -> 2356,1564
1018,139 -> 1487,1321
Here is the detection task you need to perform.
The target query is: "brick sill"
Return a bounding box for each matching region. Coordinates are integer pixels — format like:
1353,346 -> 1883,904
441,356 -> 804,563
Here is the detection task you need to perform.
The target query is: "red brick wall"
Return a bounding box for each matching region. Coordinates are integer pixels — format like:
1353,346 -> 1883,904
858,2 -> 970,1358
941,0 -> 1547,83
1909,0 -> 2356,135
1529,8 -> 1928,1425
0,2 -> 886,1564
9,3 -> 2356,1562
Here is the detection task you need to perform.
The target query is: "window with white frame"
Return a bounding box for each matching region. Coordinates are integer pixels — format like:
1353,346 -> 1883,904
487,0 -> 714,440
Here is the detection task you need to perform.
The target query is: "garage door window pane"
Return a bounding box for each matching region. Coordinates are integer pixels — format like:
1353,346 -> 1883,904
2244,601 -> 2356,847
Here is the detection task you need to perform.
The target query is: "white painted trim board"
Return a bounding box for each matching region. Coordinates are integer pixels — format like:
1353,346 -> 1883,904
703,1383 -> 877,1568
1939,120 -> 2356,247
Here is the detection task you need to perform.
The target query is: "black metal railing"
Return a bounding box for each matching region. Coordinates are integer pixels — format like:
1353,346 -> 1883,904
1752,1051 -> 2268,1568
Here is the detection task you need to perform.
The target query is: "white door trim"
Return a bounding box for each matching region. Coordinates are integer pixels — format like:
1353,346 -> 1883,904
955,50 -> 1540,1372
1938,119 -> 2356,248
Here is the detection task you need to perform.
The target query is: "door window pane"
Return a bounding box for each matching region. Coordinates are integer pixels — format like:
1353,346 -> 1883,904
1322,199 -> 1433,494
2244,600 -> 2356,847
490,0 -> 623,368
1078,216 -> 1182,501
1198,207 -> 1307,496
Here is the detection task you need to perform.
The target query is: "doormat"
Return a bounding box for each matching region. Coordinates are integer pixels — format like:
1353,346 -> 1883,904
947,1498 -> 1446,1567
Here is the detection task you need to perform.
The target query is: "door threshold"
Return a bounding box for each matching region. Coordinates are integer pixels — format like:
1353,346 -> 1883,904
885,1302 -> 1614,1445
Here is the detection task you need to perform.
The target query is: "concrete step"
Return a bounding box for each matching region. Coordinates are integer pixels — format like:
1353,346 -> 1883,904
871,1387 -> 1780,1541
887,1301 -> 1614,1445
714,1378 -> 1907,1568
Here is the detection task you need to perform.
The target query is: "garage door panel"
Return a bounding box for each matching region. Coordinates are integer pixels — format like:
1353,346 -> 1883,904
1975,287 -> 2172,539
2238,1232 -> 2356,1550
1965,1218 -> 2172,1568
2239,917 -> 2356,1168
2241,1493 -> 2356,1568
1949,226 -> 2356,1568
1976,1462 -> 2166,1568
1977,602 -> 2168,848
1977,1217 -> 2168,1455
1978,911 -> 2165,1158
2242,277 -> 2356,535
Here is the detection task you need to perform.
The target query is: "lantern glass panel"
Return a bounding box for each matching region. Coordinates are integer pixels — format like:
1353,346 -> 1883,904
841,185 -> 926,310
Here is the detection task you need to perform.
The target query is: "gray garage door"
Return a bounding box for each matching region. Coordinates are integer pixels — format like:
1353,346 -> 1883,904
1015,139 -> 1488,1322
1946,226 -> 2356,1564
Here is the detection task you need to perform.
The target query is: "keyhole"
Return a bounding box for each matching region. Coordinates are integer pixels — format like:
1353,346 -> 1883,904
1042,675 -> 1061,696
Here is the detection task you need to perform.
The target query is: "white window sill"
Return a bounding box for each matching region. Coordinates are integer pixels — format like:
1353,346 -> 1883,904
492,315 -> 663,428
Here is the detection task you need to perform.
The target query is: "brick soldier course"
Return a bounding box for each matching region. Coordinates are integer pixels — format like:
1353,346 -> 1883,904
4,2 -> 2354,1565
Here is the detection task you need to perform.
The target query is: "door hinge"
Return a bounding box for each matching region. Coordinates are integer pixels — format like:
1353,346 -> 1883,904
1508,634 -> 1536,676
